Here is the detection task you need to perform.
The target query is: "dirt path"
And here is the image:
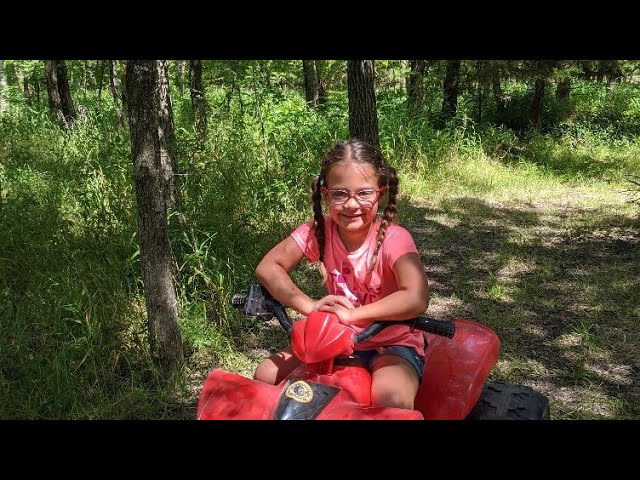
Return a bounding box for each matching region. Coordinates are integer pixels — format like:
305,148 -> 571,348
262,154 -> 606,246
401,193 -> 639,419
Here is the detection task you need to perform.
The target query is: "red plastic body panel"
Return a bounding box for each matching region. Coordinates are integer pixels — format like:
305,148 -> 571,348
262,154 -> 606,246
197,314 -> 500,420
197,364 -> 422,420
414,319 -> 500,420
197,369 -> 284,420
291,311 -> 354,371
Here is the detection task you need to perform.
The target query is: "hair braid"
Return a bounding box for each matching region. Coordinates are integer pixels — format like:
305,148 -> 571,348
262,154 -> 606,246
311,175 -> 325,262
369,166 -> 398,272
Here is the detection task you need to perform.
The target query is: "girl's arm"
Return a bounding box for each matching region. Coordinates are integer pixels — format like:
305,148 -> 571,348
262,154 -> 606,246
255,236 -> 316,316
319,252 -> 429,326
255,236 -> 354,317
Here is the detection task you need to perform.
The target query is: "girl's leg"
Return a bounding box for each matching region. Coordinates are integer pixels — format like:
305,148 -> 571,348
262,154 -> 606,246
370,355 -> 420,410
253,346 -> 302,385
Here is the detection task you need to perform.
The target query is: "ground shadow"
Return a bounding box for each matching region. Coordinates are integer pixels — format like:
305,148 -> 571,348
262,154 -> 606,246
399,195 -> 639,419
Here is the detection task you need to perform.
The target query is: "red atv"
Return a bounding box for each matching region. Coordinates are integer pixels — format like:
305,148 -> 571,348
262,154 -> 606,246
197,284 -> 550,420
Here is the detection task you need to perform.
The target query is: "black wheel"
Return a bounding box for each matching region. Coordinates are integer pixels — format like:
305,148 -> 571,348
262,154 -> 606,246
466,382 -> 550,420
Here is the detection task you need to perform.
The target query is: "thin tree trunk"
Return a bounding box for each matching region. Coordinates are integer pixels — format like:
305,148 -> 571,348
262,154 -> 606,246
120,61 -> 129,120
555,78 -> 571,101
44,60 -> 66,123
556,78 -> 571,120
125,60 -> 183,382
157,60 -> 179,213
492,75 -> 505,121
439,60 -> 461,127
189,60 -> 207,137
316,60 -> 326,105
56,61 -> 76,123
83,60 -> 89,94
23,75 -> 32,107
531,77 -> 546,130
96,60 -> 106,107
109,60 -> 124,132
5,63 -> 17,86
176,60 -> 187,96
228,61 -> 244,116
32,68 -> 40,108
0,60 -> 7,114
303,60 -> 320,109
476,61 -> 484,122
14,65 -> 33,106
347,60 -> 380,147
406,60 -> 427,116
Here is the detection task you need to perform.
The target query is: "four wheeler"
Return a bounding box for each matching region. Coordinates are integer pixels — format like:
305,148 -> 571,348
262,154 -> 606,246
197,284 -> 550,420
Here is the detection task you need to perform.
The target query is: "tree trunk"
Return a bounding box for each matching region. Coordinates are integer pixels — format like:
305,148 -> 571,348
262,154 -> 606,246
96,60 -> 106,107
56,61 -> 76,123
83,60 -> 90,93
157,60 -> 179,213
5,62 -> 17,86
14,67 -> 29,106
109,60 -> 125,132
0,60 -> 7,114
406,60 -> 427,116
44,60 -> 66,123
120,61 -> 129,120
476,61 -> 484,122
439,60 -> 461,127
303,60 -> 320,109
531,77 -> 546,130
189,60 -> 207,137
45,60 -> 76,124
491,75 -> 505,120
32,68 -> 41,108
316,60 -> 326,105
23,74 -> 32,107
556,77 -> 571,120
347,60 -> 380,147
177,60 -> 187,96
125,60 -> 183,382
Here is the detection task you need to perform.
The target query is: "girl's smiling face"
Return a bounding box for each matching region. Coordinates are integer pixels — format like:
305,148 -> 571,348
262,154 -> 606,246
322,161 -> 384,244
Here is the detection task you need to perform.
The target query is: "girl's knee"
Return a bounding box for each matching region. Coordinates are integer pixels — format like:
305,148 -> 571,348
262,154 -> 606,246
372,389 -> 415,410
254,348 -> 300,385
253,359 -> 278,384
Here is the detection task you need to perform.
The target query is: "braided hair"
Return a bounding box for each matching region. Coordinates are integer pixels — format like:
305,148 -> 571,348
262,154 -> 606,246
311,138 -> 399,273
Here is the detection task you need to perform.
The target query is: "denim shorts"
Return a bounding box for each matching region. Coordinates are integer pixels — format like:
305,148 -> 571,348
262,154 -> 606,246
352,345 -> 426,384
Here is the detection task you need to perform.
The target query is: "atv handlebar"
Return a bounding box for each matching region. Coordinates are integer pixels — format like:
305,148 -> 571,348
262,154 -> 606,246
354,315 -> 455,341
232,283 -> 455,340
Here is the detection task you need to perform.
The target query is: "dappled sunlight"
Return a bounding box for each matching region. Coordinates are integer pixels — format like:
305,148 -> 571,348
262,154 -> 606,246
521,323 -> 548,338
494,357 -> 550,379
427,294 -> 466,319
553,386 -> 618,418
587,361 -> 634,386
400,185 -> 640,418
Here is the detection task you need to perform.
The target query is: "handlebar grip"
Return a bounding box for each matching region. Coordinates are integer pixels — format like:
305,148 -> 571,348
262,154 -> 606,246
231,294 -> 247,308
355,317 -> 456,344
414,317 -> 455,338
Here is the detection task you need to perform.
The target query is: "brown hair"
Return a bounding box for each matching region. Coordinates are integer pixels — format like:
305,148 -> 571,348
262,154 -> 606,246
311,138 -> 399,273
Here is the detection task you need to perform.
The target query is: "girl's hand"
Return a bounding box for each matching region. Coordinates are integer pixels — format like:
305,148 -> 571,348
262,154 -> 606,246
318,302 -> 372,328
312,295 -> 355,313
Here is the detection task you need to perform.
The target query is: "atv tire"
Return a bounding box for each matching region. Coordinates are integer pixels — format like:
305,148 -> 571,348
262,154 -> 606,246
466,382 -> 550,420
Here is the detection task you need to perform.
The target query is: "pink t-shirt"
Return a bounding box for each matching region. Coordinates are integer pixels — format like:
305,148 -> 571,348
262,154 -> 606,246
290,217 -> 426,356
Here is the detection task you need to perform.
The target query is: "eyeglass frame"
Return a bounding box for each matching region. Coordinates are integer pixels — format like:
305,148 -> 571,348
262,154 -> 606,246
320,186 -> 386,206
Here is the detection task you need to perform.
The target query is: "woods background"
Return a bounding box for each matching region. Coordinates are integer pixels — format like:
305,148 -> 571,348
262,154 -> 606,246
1,59 -> 638,419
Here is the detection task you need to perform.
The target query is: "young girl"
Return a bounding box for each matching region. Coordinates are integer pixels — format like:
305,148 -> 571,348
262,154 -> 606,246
253,138 -> 429,410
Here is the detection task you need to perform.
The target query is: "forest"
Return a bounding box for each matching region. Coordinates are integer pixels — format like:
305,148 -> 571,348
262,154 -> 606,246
0,59 -> 638,419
